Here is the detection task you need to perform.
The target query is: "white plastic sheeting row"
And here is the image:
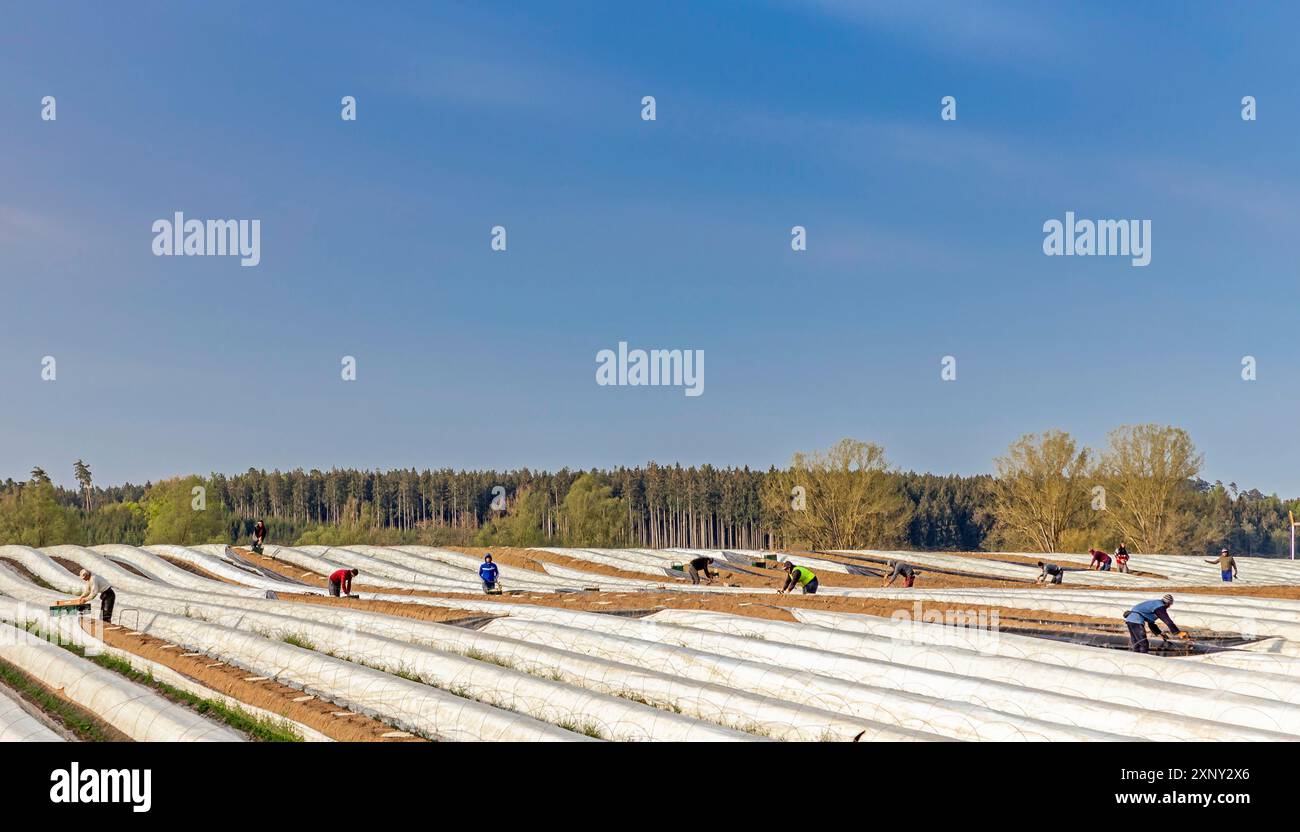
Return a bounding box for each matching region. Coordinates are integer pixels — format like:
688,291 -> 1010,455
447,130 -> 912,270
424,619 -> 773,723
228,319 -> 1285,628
0,567 -> 316,742
803,586 -> 1300,641
0,684 -> 63,742
422,599 -> 1131,740
644,609 -> 1300,738
3,550 -> 946,741
15,547 -> 753,741
114,591 -> 754,742
0,618 -> 241,742
124,608 -> 588,742
849,549 -> 1300,587
788,609 -> 1300,698
122,587 -> 928,742
493,605 -> 1295,740
9,540 -> 1298,742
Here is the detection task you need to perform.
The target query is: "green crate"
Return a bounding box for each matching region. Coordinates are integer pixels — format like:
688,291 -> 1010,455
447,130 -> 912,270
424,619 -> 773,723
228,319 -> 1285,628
49,603 -> 90,617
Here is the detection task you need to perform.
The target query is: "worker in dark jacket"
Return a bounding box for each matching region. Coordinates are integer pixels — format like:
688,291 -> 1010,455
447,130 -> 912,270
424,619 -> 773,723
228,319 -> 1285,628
480,554 -> 501,593
687,555 -> 717,585
328,568 -> 359,598
883,561 -> 916,588
1036,561 -> 1064,585
1123,594 -> 1188,653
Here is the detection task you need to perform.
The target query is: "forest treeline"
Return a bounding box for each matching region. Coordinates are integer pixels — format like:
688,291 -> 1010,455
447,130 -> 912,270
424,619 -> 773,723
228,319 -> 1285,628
1,425 -> 1296,557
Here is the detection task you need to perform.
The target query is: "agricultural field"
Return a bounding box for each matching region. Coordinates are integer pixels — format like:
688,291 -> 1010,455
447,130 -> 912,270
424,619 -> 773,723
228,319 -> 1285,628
3,543 -> 1298,743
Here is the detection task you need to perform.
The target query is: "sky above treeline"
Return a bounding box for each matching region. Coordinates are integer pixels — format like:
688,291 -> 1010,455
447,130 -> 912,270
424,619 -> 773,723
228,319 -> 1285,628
2,2 -> 1298,495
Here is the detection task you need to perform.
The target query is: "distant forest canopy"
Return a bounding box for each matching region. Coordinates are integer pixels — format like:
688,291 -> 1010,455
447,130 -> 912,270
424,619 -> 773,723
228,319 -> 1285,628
1,428 -> 1297,557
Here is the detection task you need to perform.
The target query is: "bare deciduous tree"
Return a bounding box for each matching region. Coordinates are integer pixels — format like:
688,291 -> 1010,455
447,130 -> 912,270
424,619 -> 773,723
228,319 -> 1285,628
992,430 -> 1092,552
763,438 -> 911,550
1097,424 -> 1202,553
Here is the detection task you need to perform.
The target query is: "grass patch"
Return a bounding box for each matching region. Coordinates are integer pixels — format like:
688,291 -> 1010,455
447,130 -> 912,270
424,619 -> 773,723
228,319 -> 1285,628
0,656 -> 116,741
281,633 -> 316,650
461,647 -> 515,669
556,718 -> 605,739
388,663 -> 426,684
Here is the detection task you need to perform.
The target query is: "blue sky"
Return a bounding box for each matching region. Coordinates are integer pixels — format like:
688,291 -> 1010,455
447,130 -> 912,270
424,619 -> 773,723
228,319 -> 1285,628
2,1 -> 1298,494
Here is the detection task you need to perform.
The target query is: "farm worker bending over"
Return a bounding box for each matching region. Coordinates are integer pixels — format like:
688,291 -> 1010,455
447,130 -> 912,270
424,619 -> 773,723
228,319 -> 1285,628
1089,549 -> 1112,571
1114,545 -> 1130,573
480,554 -> 500,592
328,568 -> 359,598
883,560 -> 916,588
254,520 -> 267,546
1123,594 -> 1188,653
687,555 -> 717,585
779,561 -> 818,595
75,569 -> 115,624
1205,548 -> 1238,583
1036,561 -> 1064,585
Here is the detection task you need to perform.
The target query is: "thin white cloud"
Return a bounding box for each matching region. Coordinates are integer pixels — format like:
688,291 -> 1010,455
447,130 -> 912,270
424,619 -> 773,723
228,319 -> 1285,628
786,0 -> 1066,63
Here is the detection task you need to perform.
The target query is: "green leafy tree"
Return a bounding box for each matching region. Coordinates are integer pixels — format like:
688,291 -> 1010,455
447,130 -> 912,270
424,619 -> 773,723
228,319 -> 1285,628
143,476 -> 229,545
559,474 -> 628,547
477,487 -> 550,547
0,480 -> 82,546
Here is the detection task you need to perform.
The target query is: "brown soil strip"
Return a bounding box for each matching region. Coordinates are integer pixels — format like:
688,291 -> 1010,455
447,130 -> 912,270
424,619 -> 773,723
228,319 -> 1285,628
90,623 -> 425,742
231,548 -> 330,587
0,557 -> 56,589
1097,584 -> 1300,600
480,546 -> 1037,592
286,586 -> 1120,631
157,555 -> 239,585
282,593 -> 494,624
107,559 -> 150,579
938,551 -> 1165,578
48,557 -> 82,577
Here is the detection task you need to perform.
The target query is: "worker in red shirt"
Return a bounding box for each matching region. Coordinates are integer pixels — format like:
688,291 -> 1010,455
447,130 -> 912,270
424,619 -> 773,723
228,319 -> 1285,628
328,568 -> 359,598
1088,549 -> 1112,571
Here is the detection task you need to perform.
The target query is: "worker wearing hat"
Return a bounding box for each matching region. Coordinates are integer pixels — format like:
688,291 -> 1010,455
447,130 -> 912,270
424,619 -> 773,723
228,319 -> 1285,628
779,561 -> 818,595
1122,594 -> 1187,653
1204,548 -> 1238,582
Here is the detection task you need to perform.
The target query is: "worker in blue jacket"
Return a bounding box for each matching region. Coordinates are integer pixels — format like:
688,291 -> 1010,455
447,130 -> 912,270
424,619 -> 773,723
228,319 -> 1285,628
480,553 -> 501,593
1123,594 -> 1189,653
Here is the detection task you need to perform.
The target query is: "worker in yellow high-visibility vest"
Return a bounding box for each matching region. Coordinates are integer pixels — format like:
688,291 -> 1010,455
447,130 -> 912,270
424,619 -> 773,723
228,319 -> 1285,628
779,561 -> 818,595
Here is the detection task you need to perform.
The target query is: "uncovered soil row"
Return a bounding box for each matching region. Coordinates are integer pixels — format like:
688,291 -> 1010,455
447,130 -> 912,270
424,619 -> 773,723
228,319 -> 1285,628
157,555 -> 240,585
283,586 -> 1125,630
